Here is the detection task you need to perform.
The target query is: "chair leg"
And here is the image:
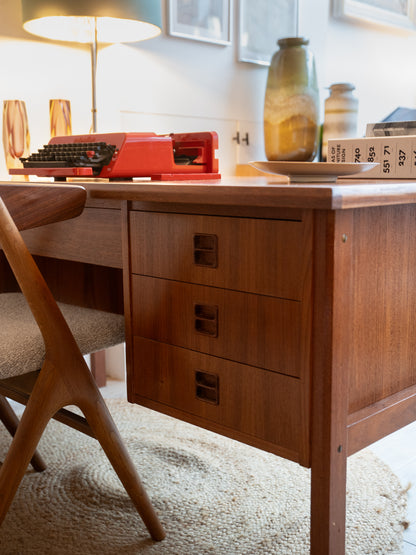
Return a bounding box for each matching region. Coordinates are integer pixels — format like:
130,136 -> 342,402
0,350 -> 165,541
0,357 -> 165,541
0,364 -> 65,525
80,386 -> 166,541
0,395 -> 47,472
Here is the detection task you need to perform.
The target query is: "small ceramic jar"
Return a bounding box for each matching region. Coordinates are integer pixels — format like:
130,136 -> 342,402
321,83 -> 358,161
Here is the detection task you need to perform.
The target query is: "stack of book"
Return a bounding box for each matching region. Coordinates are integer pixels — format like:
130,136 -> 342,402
327,121 -> 416,178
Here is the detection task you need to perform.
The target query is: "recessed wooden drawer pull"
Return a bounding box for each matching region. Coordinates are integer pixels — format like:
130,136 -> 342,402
193,234 -> 218,268
195,370 -> 219,404
194,304 -> 218,337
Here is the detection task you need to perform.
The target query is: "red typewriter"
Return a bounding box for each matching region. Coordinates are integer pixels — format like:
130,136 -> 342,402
9,131 -> 220,181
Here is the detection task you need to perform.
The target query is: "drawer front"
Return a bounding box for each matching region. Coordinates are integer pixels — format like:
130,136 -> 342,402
131,337 -> 302,456
129,211 -> 311,300
131,275 -> 305,378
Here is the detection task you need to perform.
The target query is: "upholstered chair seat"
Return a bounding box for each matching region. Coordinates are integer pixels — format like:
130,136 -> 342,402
0,292 -> 124,378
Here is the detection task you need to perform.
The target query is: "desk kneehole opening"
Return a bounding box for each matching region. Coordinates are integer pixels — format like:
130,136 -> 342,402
195,370 -> 219,405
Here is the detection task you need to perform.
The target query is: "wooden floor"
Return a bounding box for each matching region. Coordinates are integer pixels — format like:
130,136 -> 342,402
100,379 -> 416,554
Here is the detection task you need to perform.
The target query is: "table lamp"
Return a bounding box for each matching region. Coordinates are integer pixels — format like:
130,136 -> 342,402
21,0 -> 162,132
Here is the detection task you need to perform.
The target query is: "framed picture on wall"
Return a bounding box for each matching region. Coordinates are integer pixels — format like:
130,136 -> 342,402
238,0 -> 299,65
168,0 -> 232,45
333,0 -> 415,30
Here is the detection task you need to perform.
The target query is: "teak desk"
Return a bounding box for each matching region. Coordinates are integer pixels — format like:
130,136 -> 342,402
2,177 -> 416,554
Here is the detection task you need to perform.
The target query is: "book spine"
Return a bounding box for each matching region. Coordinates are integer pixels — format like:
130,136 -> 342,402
366,121 -> 416,137
327,136 -> 416,178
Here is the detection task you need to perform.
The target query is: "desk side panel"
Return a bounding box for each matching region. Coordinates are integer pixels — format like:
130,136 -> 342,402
348,204 -> 416,414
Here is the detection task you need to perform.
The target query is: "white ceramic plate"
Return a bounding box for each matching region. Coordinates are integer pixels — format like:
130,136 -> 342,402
249,161 -> 379,183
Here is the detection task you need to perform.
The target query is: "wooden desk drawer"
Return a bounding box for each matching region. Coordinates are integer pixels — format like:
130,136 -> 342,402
131,337 -> 302,459
131,275 -> 305,378
129,211 -> 311,300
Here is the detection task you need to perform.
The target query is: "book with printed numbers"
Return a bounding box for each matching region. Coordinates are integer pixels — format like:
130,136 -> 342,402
327,135 -> 416,178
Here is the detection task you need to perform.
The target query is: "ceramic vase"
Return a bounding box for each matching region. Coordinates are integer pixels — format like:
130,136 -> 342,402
263,37 -> 319,161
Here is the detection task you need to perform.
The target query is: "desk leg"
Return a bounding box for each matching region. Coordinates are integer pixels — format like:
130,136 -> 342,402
90,350 -> 107,388
310,210 -> 352,554
310,400 -> 348,554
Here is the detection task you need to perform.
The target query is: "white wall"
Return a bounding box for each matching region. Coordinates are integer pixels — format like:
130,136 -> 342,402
0,0 -> 416,178
307,0 -> 416,136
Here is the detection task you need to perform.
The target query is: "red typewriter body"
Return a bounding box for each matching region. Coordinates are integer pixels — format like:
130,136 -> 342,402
10,131 -> 221,181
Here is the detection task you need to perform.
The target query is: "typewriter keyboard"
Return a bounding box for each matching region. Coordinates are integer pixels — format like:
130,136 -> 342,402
20,142 -> 117,174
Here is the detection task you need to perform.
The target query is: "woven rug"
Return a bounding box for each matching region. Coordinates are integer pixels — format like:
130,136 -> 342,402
0,399 -> 408,554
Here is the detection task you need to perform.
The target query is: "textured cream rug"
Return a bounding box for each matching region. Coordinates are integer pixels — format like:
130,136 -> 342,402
0,399 -> 408,554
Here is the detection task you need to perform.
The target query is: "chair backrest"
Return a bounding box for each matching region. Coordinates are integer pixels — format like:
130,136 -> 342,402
0,184 -> 86,231
0,183 -> 87,365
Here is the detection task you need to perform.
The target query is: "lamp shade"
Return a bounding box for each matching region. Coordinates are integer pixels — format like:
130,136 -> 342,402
21,0 -> 162,43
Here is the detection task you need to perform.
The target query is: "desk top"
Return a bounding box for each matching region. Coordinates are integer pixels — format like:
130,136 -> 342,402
84,177 -> 416,211
5,177 -> 416,211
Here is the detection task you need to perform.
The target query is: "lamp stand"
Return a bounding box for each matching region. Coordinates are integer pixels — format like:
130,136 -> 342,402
90,17 -> 98,133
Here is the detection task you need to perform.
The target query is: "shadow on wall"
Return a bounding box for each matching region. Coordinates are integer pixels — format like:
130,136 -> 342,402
0,0 -> 28,39
0,0 -> 87,50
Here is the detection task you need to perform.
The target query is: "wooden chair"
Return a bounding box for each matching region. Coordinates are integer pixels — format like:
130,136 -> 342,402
0,183 -> 165,541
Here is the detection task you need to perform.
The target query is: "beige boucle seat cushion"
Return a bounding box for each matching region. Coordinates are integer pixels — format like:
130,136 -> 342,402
0,293 -> 125,379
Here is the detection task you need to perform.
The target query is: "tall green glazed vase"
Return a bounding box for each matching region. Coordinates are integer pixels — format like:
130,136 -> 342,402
263,37 -> 319,161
